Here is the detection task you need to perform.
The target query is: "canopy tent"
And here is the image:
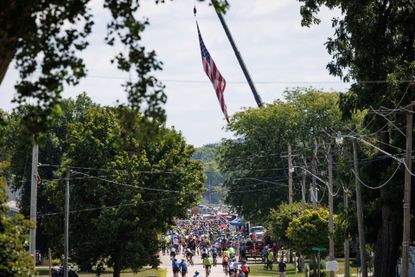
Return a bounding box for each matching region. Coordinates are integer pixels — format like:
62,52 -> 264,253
229,216 -> 245,227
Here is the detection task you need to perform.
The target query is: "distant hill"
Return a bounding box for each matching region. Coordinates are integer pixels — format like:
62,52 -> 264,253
192,144 -> 225,204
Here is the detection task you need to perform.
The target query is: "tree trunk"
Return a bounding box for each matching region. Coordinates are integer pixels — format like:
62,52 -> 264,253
0,48 -> 15,85
374,197 -> 400,277
0,1 -> 34,85
374,131 -> 401,277
113,262 -> 121,277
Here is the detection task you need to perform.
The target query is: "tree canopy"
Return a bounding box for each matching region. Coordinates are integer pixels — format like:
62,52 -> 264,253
286,207 -> 332,256
298,1 -> 414,275
267,202 -> 307,248
217,88 -> 345,222
192,144 -> 225,204
0,162 -> 34,277
1,95 -> 205,277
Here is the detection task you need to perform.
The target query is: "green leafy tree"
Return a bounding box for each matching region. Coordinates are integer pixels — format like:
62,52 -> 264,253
193,144 -> 225,204
0,161 -> 34,277
217,89 -> 343,222
1,95 -> 204,276
286,208 -> 331,256
298,1 -> 414,275
42,106 -> 204,277
267,202 -> 308,248
3,94 -> 96,255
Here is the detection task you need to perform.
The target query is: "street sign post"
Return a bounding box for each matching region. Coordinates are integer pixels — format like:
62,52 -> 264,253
311,247 -> 327,277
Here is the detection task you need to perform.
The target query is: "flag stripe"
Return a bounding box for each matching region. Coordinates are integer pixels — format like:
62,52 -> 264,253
197,22 -> 229,123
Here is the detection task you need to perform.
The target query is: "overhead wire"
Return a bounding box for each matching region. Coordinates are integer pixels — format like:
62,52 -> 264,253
36,196 -> 179,218
85,74 -> 415,85
351,162 -> 401,190
344,80 -> 413,136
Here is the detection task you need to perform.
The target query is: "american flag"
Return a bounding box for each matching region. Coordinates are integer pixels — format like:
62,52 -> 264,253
196,23 -> 229,123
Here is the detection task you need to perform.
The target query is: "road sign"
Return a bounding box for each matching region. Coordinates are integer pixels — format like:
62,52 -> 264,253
326,260 -> 339,272
311,246 -> 327,252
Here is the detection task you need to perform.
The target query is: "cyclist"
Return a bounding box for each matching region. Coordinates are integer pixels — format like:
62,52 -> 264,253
241,260 -> 250,277
228,258 -> 237,277
203,254 -> 213,276
201,248 -> 208,259
170,247 -> 177,260
185,248 -> 194,265
211,246 -> 218,266
172,258 -> 180,277
179,259 -> 188,277
222,252 -> 229,275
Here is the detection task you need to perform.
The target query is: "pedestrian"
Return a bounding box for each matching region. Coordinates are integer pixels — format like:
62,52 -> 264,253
193,271 -> 199,277
278,259 -> 286,277
179,259 -> 188,277
172,258 -> 180,277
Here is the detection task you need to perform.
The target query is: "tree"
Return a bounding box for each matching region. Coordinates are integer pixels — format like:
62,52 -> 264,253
267,202 -> 307,248
1,95 -> 205,276
298,1 -> 414,275
0,161 -> 34,277
192,144 -> 225,204
41,105 -> 205,277
286,208 -> 331,257
217,89 -> 343,222
0,0 -> 229,134
2,94 -> 97,256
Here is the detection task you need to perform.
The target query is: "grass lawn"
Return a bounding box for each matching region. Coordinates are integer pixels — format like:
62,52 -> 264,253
36,267 -> 166,277
249,263 -> 297,276
249,259 -> 362,277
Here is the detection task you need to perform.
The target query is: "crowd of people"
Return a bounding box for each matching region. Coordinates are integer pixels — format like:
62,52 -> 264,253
161,214 -> 288,277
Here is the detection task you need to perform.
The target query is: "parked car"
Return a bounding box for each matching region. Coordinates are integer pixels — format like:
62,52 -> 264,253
51,264 -> 79,277
249,226 -> 266,237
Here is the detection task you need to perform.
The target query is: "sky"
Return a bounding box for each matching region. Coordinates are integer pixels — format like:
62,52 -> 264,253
0,0 -> 349,147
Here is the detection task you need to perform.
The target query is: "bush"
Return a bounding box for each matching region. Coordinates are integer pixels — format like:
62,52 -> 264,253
52,258 -> 61,265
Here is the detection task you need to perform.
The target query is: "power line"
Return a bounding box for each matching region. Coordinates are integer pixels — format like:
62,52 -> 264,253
86,74 -> 415,85
36,196 -> 179,218
351,163 -> 401,190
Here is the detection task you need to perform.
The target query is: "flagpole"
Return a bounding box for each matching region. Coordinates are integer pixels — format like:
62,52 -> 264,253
210,0 -> 263,108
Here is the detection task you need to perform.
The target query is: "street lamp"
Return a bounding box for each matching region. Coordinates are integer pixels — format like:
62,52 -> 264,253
335,132 -> 344,146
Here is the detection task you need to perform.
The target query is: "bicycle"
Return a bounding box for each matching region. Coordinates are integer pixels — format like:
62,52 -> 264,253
205,265 -> 211,277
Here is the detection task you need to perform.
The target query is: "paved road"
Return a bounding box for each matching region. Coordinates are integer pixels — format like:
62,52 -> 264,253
160,251 -> 229,277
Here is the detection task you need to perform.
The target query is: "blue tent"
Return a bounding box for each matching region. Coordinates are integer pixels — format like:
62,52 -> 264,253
229,216 -> 244,226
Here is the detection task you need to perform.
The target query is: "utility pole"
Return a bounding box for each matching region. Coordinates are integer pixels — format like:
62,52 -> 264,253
309,185 -> 318,208
300,155 -> 307,209
211,0 -> 263,108
352,138 -> 368,277
301,169 -> 306,209
64,171 -> 70,277
311,142 -> 318,210
288,143 -> 293,204
29,144 -> 39,266
344,184 -> 350,277
327,145 -> 335,277
402,102 -> 413,277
